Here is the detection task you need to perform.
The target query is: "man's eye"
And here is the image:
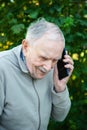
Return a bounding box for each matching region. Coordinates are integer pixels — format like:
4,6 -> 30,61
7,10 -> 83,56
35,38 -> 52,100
53,59 -> 58,63
39,56 -> 47,61
41,57 -> 47,60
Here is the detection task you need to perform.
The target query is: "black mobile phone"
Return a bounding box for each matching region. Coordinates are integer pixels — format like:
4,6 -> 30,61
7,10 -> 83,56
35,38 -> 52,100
57,48 -> 69,80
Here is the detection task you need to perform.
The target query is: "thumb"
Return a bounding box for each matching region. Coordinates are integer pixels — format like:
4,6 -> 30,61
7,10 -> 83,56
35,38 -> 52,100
53,64 -> 59,79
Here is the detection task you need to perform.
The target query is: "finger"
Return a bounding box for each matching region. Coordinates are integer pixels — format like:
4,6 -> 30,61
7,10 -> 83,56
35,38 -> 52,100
53,65 -> 59,81
63,59 -> 74,65
64,54 -> 72,60
63,55 -> 74,65
53,64 -> 58,76
64,64 -> 74,74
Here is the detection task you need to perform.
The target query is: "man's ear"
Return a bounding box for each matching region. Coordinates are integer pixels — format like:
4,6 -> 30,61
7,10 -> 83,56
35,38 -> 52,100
22,39 -> 30,56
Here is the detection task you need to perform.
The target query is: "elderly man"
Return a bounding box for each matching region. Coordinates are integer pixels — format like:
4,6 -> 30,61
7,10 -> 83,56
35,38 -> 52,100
0,18 -> 74,130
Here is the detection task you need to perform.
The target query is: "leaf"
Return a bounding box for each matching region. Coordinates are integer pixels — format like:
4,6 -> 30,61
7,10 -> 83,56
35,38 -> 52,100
63,17 -> 74,28
29,9 -> 40,19
11,24 -> 25,34
8,18 -> 17,24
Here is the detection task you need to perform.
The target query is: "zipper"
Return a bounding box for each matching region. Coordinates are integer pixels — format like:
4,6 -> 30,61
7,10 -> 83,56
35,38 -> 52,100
32,79 -> 41,130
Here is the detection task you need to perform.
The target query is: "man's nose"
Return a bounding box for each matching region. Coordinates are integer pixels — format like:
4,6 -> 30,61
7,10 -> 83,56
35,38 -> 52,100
44,60 -> 52,71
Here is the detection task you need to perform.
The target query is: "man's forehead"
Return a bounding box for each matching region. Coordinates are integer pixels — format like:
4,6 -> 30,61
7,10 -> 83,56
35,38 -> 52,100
32,36 -> 64,57
37,47 -> 62,60
33,34 -> 64,46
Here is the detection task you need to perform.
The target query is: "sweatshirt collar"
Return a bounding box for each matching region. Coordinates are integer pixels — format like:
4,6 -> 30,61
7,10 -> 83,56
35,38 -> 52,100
13,45 -> 29,74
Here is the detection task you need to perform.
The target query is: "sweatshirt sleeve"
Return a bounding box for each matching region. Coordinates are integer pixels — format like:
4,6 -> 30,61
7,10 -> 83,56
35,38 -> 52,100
0,78 -> 4,116
51,86 -> 71,121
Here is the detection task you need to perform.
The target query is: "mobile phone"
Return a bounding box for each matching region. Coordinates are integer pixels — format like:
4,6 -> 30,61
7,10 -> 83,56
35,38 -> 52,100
57,48 -> 69,80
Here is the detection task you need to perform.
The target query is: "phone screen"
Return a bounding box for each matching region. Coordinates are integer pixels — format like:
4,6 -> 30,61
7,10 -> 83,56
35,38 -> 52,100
57,49 -> 69,80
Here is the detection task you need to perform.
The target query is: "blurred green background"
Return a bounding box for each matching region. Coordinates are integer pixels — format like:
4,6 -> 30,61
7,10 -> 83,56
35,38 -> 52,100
0,0 -> 87,130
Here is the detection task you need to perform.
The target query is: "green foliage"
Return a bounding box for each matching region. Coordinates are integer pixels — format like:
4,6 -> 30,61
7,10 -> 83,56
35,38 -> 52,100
11,24 -> 25,34
0,0 -> 87,129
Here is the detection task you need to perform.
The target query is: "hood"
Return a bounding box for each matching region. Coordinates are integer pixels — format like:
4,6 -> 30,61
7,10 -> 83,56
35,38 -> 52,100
13,44 -> 29,74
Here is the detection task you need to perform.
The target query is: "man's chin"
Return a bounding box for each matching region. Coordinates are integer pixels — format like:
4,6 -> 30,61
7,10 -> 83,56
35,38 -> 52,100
31,73 -> 46,79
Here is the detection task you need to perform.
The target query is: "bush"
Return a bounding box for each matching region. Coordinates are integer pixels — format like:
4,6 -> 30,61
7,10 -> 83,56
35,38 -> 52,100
0,0 -> 87,129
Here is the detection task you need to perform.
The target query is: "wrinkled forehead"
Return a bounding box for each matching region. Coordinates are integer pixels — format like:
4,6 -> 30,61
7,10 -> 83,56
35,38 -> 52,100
32,34 -> 65,47
43,42 -> 64,58
32,37 -> 65,59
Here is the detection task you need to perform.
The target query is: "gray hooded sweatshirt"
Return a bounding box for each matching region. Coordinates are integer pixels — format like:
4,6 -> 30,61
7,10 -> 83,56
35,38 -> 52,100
0,45 -> 71,130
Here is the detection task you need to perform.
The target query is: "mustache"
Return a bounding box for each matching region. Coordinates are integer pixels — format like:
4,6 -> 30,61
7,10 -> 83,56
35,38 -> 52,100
38,66 -> 48,73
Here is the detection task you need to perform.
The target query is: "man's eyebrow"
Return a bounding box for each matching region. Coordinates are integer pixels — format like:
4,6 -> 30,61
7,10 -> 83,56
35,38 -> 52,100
39,52 -> 61,60
40,55 -> 60,61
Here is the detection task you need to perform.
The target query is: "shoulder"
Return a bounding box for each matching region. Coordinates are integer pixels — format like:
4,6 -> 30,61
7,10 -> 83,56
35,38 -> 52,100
0,50 -> 11,58
0,50 -> 12,69
0,46 -> 19,70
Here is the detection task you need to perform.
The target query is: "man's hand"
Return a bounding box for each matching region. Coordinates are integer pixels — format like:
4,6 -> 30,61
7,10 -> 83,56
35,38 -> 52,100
53,54 -> 74,92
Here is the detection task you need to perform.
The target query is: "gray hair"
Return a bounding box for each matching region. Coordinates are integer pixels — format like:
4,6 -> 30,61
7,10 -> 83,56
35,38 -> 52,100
25,18 -> 65,44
